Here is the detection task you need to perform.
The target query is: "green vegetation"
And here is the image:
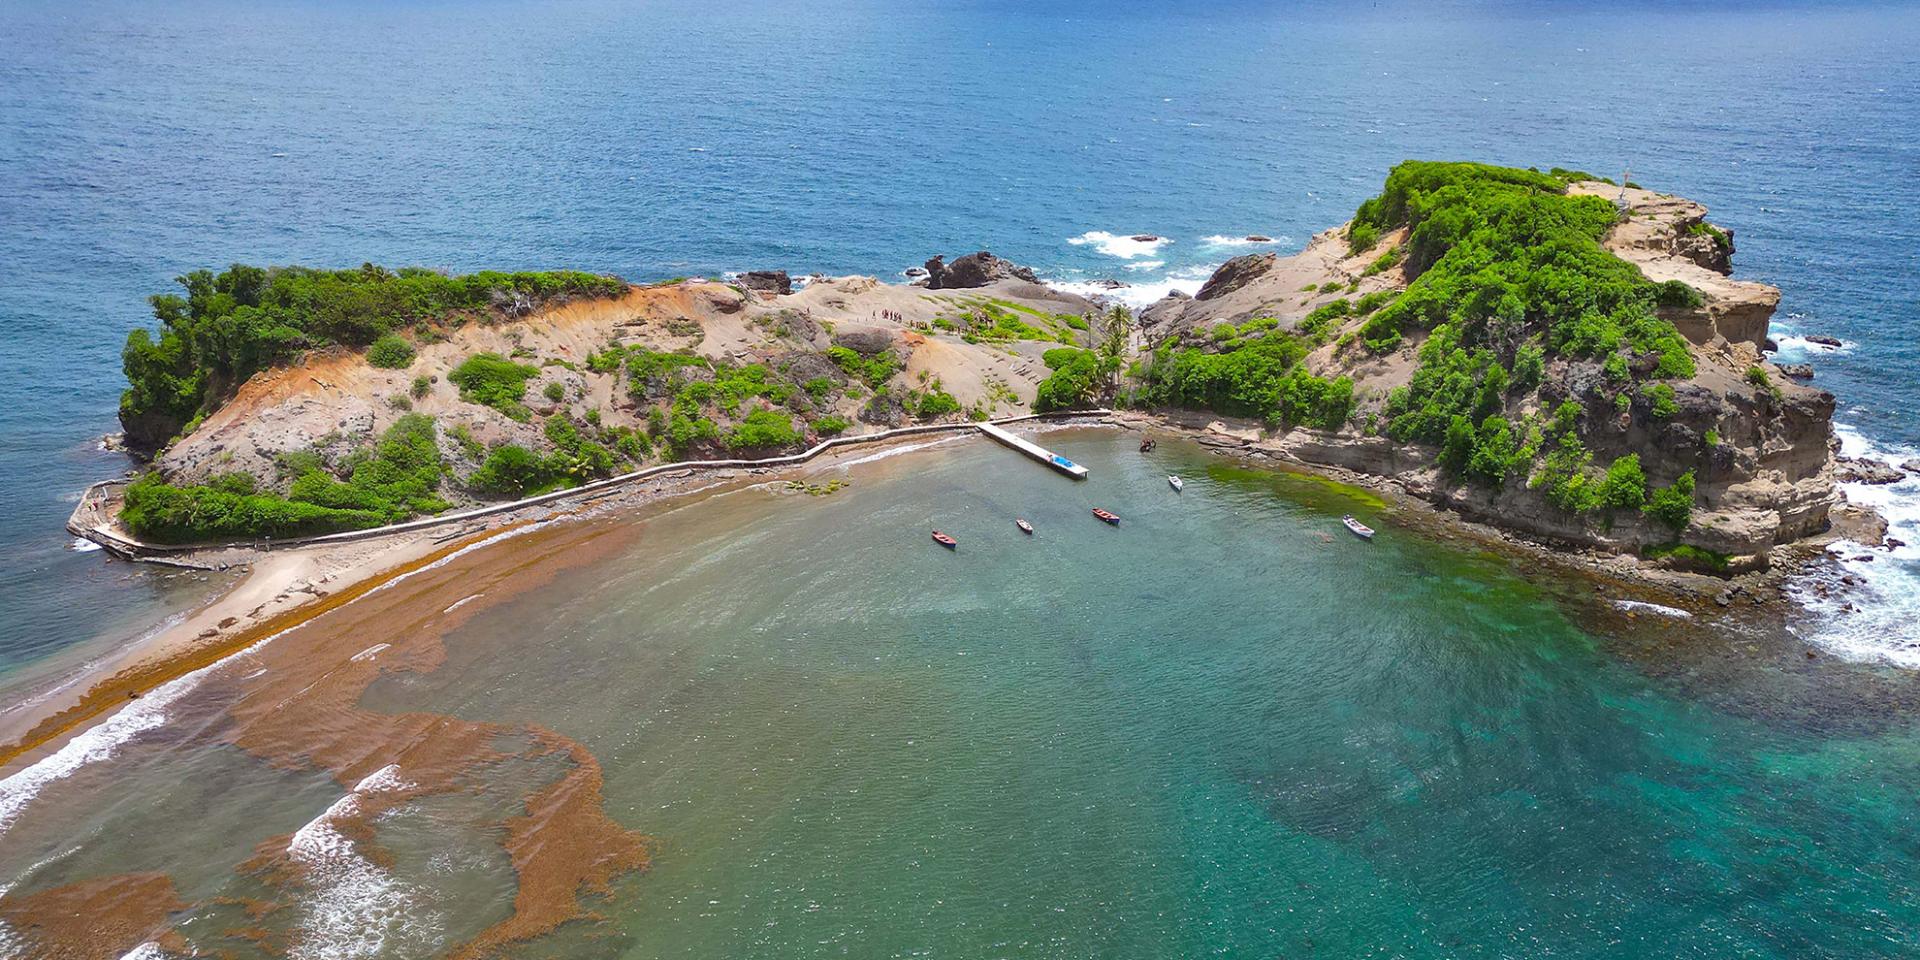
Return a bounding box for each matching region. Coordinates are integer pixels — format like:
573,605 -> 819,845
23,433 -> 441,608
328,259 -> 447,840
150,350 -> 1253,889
1140,332 -> 1354,430
727,409 -> 802,451
1746,364 -> 1781,400
122,415 -> 451,543
1643,470 -> 1696,531
814,415 -> 851,436
1346,161 -> 1694,382
1034,348 -> 1104,413
909,384 -> 962,420
410,375 -> 432,400
1643,541 -> 1729,572
543,381 -> 566,402
1687,221 -> 1732,252
1361,246 -> 1403,277
119,263 -> 625,447
366,334 -> 416,369
448,353 -> 539,420
827,347 -> 902,389
1643,382 -> 1679,418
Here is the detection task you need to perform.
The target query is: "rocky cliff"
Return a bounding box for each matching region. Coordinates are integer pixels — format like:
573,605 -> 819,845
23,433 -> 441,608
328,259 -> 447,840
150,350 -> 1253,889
1136,176 -> 1840,571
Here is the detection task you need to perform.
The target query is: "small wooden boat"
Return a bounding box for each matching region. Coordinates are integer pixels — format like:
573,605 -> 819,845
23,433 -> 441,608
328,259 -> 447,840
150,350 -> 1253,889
1168,475 -> 1184,492
1091,508 -> 1120,525
932,530 -> 958,549
1016,518 -> 1034,535
1139,437 -> 1157,452
1342,515 -> 1374,540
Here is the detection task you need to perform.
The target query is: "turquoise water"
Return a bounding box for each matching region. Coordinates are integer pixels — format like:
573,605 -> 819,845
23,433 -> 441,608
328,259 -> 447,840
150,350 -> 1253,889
1,432 -> 1917,955
3,0 -> 1920,676
340,433 -> 1920,955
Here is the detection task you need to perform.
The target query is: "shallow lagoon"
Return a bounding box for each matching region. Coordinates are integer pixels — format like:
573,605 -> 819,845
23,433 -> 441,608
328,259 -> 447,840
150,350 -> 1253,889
8,430 -> 1913,957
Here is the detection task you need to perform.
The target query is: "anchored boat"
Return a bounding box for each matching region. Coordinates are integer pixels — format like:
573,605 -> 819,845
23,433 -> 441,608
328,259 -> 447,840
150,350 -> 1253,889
1167,475 -> 1184,492
1091,508 -> 1121,525
1342,516 -> 1374,540
932,530 -> 958,549
1016,518 -> 1034,535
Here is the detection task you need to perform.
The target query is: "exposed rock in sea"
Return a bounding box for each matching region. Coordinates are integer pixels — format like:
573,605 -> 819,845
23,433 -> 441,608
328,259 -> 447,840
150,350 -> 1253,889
1130,234 -> 1163,243
1903,459 -> 1920,475
738,270 -> 792,295
1195,253 -> 1277,301
1805,334 -> 1844,348
922,251 -> 1040,289
1778,363 -> 1815,380
1245,235 -> 1274,242
1836,457 -> 1906,485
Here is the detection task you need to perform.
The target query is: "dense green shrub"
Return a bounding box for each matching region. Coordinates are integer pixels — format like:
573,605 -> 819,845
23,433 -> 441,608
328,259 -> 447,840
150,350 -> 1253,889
366,334 -> 416,369
1347,221 -> 1382,256
727,409 -> 801,450
410,375 -> 432,399
827,346 -> 900,388
1643,470 -> 1696,531
449,353 -> 539,418
122,414 -> 450,542
1643,383 -> 1679,418
814,415 -> 851,436
1140,335 -> 1353,430
1598,454 -> 1648,509
1035,349 -> 1104,413
913,387 -> 962,419
119,264 -> 625,446
467,444 -> 551,497
1298,299 -> 1352,341
543,381 -> 566,402
1644,542 -> 1729,572
1347,161 -> 1693,381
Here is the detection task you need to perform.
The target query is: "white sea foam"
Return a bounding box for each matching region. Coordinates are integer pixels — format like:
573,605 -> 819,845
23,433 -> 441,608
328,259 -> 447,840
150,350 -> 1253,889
442,594 -> 484,614
1612,599 -> 1693,618
1774,334 -> 1852,354
0,525 -> 535,841
349,643 -> 390,663
1199,234 -> 1286,248
1787,424 -> 1920,667
1048,264 -> 1216,311
1123,259 -> 1166,272
837,434 -> 971,468
286,764 -> 438,960
68,537 -> 101,553
0,656 -> 216,837
118,943 -> 168,960
1066,231 -> 1169,260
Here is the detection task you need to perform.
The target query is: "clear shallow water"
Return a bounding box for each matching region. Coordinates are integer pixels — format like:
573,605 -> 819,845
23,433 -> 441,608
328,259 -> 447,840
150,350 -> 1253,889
1,0 -> 1919,675
4,432 -> 1917,957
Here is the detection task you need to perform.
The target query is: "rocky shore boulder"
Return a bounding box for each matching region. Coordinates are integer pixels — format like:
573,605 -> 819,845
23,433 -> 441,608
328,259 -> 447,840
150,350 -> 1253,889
923,251 -> 1039,289
739,270 -> 792,295
1777,363 -> 1815,380
830,326 -> 897,356
1195,253 -> 1277,301
1837,457 -> 1906,485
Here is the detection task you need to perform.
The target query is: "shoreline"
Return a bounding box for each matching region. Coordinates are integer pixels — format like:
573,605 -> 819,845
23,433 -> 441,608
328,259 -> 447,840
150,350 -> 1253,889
1,426 -> 1011,777
0,411 -> 1875,779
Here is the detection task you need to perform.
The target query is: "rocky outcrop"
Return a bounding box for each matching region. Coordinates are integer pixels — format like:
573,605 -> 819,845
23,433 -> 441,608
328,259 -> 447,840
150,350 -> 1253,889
922,251 -> 1039,289
1195,253 -> 1277,301
738,270 -> 792,295
1837,457 -> 1906,485
830,327 -> 897,355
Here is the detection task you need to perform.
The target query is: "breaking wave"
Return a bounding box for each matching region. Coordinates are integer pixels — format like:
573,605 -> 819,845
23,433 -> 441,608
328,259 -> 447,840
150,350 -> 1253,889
286,765 -> 441,960
1067,231 -> 1170,260
1787,424 -> 1920,667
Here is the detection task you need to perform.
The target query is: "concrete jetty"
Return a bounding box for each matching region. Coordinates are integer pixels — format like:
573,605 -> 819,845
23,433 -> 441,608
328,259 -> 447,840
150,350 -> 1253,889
977,422 -> 1089,479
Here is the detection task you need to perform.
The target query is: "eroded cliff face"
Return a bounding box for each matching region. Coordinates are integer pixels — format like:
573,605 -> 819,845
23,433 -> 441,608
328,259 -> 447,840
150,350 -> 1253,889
1140,182 -> 1839,569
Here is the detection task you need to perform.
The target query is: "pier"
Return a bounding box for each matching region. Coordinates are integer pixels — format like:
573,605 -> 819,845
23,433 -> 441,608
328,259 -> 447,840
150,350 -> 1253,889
976,422 -> 1090,479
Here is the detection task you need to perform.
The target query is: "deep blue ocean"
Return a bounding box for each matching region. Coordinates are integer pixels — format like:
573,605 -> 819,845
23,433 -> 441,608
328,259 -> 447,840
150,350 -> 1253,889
1,0 -> 1916,674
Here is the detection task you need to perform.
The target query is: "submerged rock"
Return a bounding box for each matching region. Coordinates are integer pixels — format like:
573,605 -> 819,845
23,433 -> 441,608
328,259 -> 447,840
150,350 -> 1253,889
1777,363 -> 1815,380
